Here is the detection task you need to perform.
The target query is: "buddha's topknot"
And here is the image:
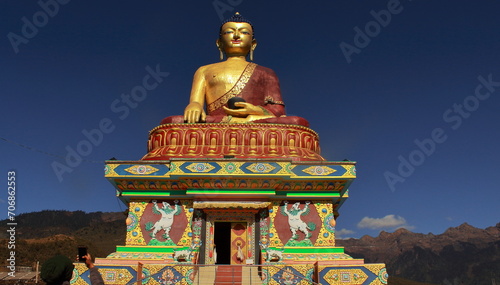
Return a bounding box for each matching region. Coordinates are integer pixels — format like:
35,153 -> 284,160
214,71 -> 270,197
220,12 -> 254,36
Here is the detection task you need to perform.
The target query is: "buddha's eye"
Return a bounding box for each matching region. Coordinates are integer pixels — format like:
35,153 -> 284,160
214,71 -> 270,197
224,31 -> 234,35
241,31 -> 250,35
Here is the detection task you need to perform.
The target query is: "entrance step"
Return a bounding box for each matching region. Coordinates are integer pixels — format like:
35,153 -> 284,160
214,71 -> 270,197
242,266 -> 263,285
214,265 -> 242,284
194,265 -> 263,285
195,266 -> 216,284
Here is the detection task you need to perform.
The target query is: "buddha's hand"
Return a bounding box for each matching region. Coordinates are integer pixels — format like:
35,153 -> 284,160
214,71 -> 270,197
184,102 -> 206,123
223,102 -> 270,117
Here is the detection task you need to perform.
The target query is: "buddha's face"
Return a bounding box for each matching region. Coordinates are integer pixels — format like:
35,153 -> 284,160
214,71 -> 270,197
218,22 -> 256,57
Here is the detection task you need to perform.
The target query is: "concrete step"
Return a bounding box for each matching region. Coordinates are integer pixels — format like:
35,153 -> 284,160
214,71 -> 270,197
194,266 -> 216,284
242,266 -> 263,285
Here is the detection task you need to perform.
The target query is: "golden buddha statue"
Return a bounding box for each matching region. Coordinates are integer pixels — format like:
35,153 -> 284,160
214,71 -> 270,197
143,13 -> 321,161
161,12 -> 309,127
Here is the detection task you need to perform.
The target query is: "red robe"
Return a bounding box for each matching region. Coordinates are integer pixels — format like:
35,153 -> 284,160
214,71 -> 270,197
161,63 -> 309,127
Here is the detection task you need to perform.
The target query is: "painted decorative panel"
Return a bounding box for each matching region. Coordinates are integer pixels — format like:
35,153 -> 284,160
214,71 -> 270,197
126,200 -> 193,247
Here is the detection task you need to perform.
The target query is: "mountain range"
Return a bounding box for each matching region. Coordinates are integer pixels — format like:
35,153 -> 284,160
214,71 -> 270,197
337,222 -> 500,284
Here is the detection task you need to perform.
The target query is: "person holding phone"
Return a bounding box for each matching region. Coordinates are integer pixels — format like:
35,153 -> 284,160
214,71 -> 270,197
81,253 -> 104,285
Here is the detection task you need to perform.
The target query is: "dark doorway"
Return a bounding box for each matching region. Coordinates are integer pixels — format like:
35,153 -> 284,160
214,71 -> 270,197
214,222 -> 231,264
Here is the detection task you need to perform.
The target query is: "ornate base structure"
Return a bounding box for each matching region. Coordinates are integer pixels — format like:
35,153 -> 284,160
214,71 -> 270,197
71,123 -> 387,285
142,123 -> 324,161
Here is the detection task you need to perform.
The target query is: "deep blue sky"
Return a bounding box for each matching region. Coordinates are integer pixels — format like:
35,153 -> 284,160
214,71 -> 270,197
1,0 -> 499,238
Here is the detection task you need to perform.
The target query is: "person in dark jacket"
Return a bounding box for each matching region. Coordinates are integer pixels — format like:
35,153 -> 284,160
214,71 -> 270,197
82,253 -> 104,285
41,255 -> 74,285
41,253 -> 104,285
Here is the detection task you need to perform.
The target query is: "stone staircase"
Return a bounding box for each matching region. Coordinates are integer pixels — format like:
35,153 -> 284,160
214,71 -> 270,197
214,265 -> 242,284
193,265 -> 262,285
195,266 -> 216,284
241,266 -> 263,285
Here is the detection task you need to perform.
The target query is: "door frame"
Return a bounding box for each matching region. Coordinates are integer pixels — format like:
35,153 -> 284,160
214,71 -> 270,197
204,209 -> 257,265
